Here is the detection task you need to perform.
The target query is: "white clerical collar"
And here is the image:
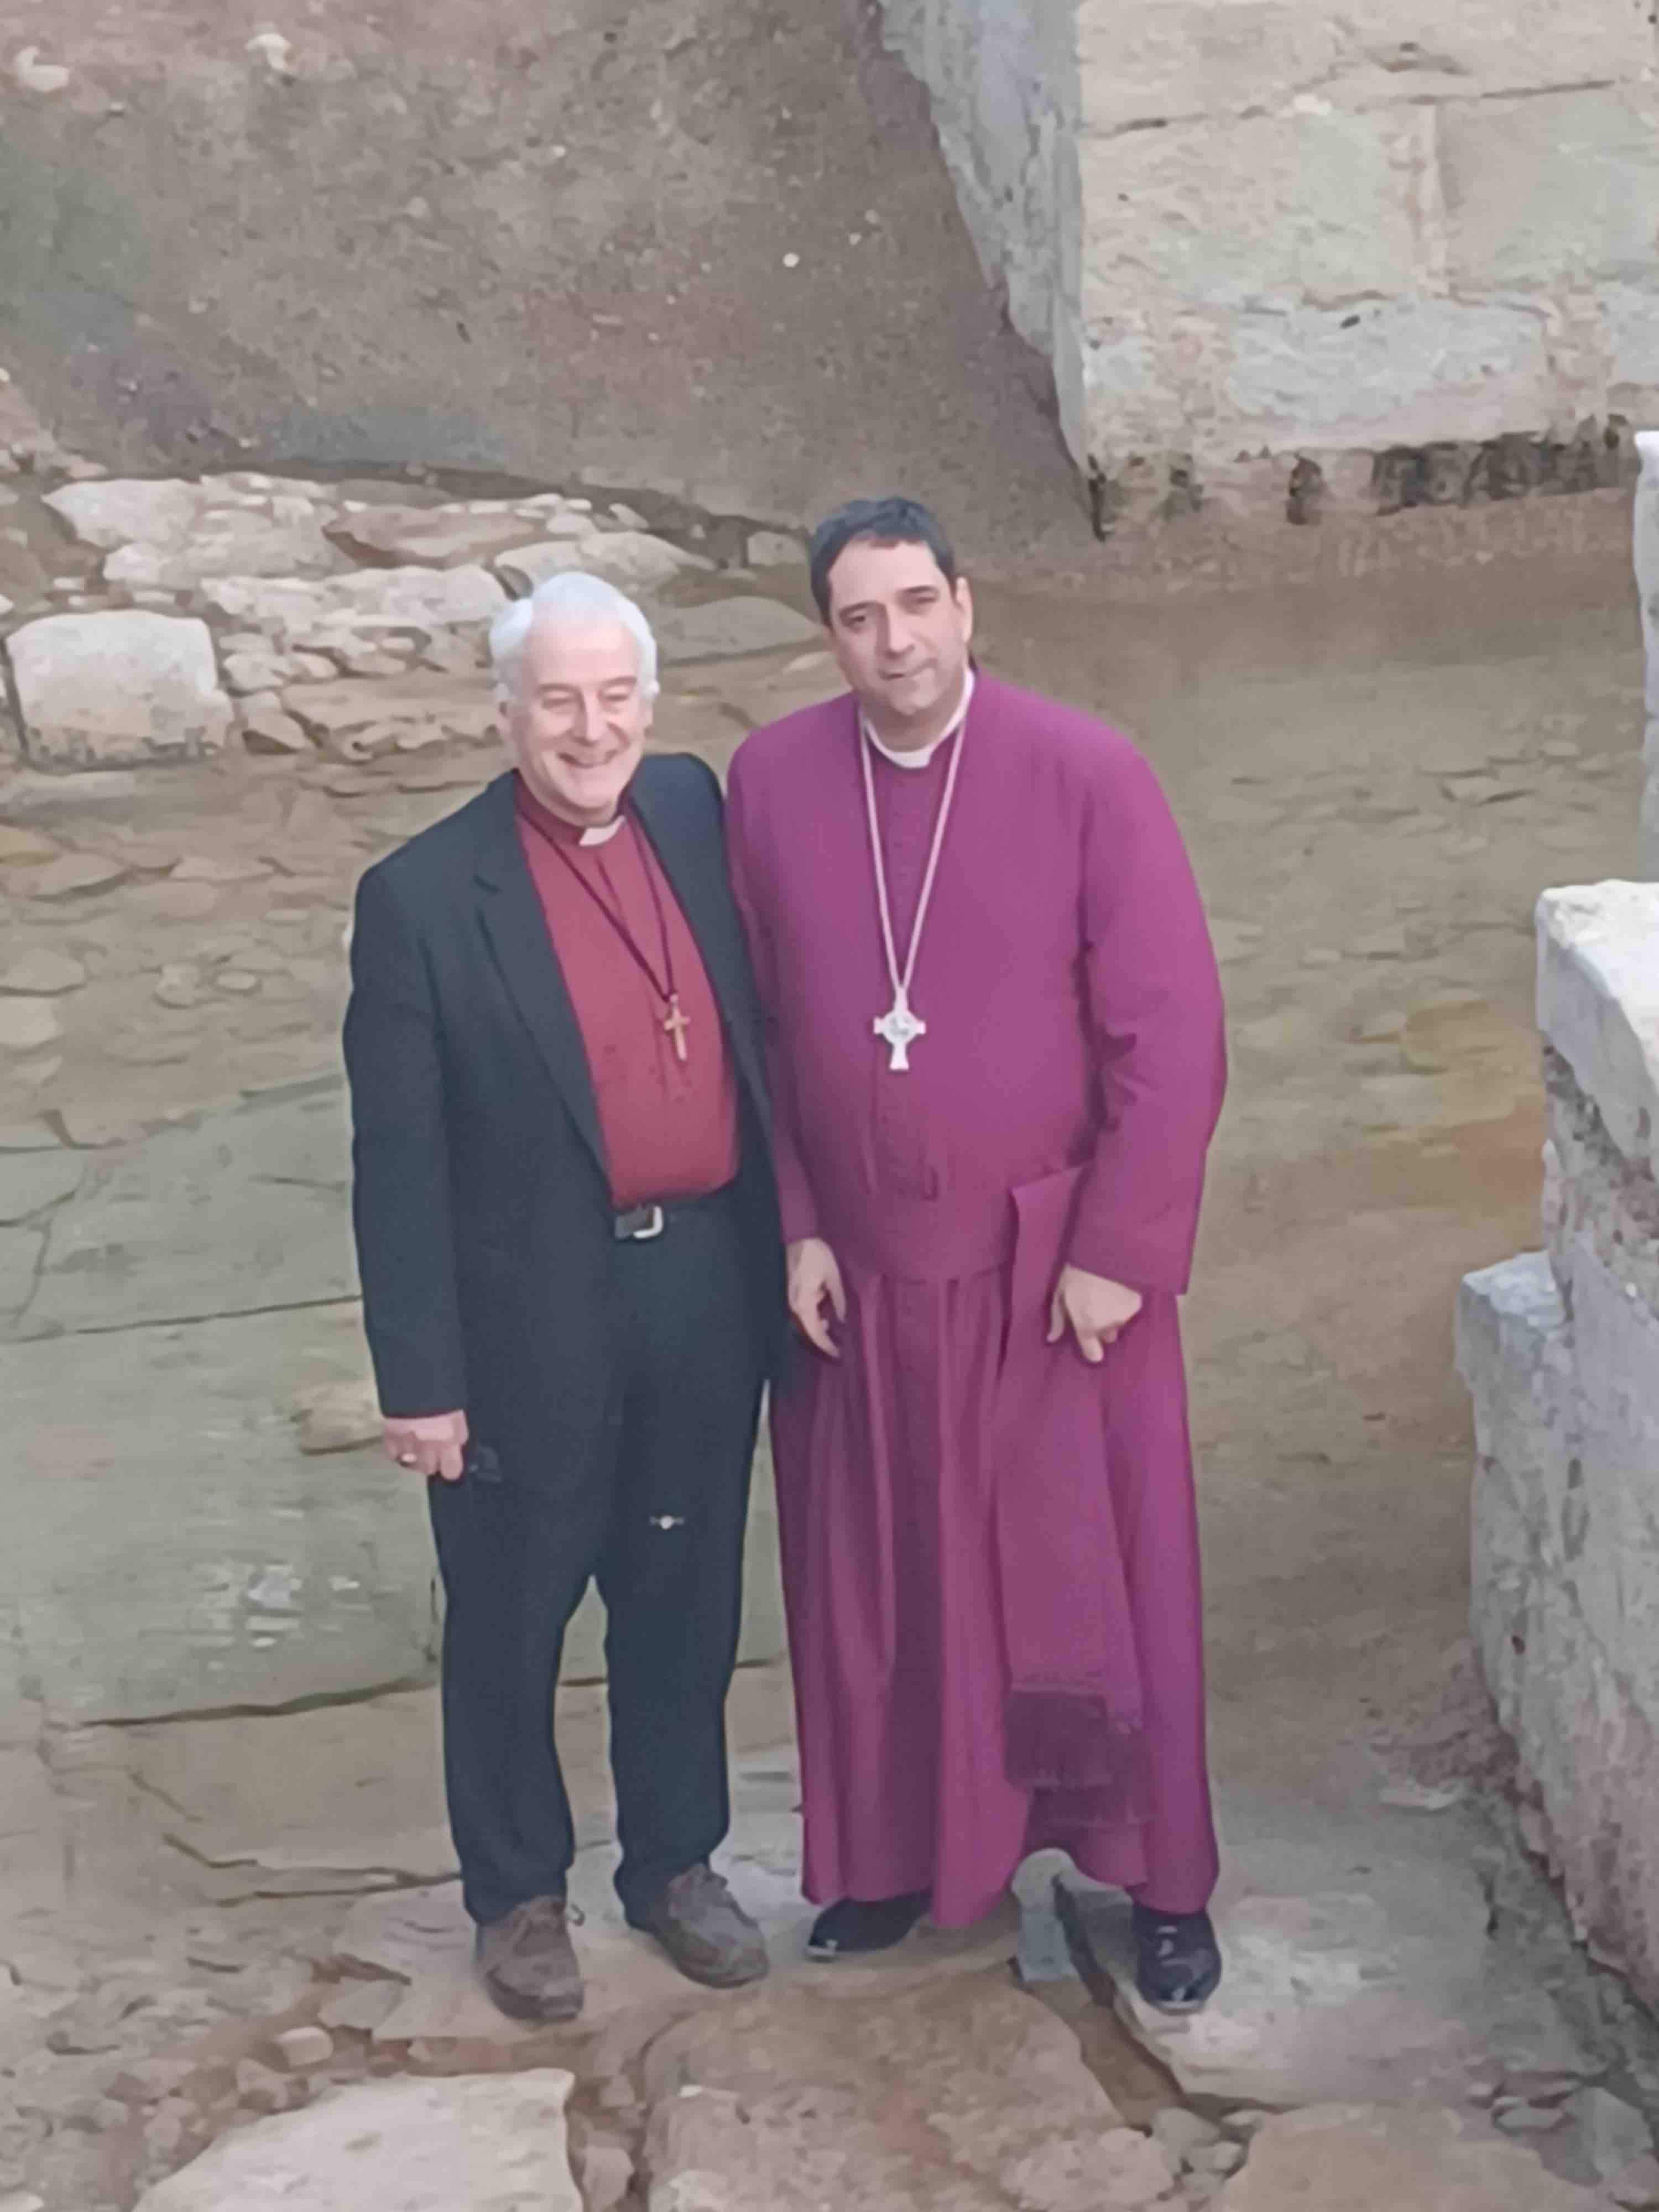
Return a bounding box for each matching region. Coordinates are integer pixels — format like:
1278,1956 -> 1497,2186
578,817 -> 627,847
862,669 -> 976,770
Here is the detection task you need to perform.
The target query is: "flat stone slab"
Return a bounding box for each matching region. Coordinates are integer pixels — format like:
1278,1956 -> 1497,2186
14,1082 -> 357,1339
1218,2102 -> 1601,2210
281,676 -> 498,759
653,596 -> 823,663
326,507 -> 549,571
199,566 -> 506,653
1058,1788 -> 1594,2109
640,1973 -> 1175,2212
0,1149 -> 84,1224
131,2071 -> 581,2211
1536,881 -> 1659,1181
7,612 -> 234,768
0,1298 -> 436,1723
497,530 -> 709,597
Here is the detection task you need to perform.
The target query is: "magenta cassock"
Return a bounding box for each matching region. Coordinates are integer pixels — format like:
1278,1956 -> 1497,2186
726,672 -> 1227,1924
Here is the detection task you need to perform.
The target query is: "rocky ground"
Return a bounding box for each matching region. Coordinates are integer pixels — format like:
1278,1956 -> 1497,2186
2,405 -> 1659,2206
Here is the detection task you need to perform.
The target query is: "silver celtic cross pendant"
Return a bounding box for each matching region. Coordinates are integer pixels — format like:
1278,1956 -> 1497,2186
874,990 -> 927,1073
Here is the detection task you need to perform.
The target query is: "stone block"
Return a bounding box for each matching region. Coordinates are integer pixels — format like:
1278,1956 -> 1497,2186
497,529 -> 710,597
280,676 -> 497,760
1457,1252 -> 1575,1608
198,567 -> 506,654
129,2073 -> 581,2212
43,478 -> 201,552
1074,0 -> 1655,128
7,612 -> 234,768
653,597 -> 822,664
46,476 -> 345,589
639,1974 -> 1170,2211
325,506 -> 546,570
1439,91 -> 1659,292
0,1298 -> 437,1723
1217,2102 -> 1603,2210
1536,883 -> 1659,1184
1220,300 -> 1552,455
1570,2087 -> 1654,2183
1080,109 -> 1434,316
1562,1239 -> 1659,1712
1638,435 -> 1659,883
1610,291 -> 1659,422
14,1084 -> 358,1339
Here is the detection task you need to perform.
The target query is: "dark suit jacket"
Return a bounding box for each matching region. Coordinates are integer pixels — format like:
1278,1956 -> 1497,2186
342,758 -> 786,1484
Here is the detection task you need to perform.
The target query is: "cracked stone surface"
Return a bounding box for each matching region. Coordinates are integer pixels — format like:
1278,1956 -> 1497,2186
0,1298 -> 436,1724
11,1083 -> 358,1340
1058,1785 -> 1594,2111
129,2071 -> 582,2211
1215,2102 -> 1603,2209
638,1973 -> 1173,2212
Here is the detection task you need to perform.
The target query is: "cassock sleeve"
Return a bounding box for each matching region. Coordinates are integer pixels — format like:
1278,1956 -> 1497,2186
725,754 -> 822,1246
1069,743 -> 1227,1296
342,864 -> 469,1417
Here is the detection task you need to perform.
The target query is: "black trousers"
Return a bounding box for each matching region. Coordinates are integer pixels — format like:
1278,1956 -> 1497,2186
429,1195 -> 764,1926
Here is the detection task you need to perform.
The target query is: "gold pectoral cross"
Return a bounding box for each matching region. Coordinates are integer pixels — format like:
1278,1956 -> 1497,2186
662,994 -> 691,1065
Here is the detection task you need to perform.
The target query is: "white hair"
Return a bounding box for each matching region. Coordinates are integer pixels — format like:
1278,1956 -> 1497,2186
489,571 -> 661,701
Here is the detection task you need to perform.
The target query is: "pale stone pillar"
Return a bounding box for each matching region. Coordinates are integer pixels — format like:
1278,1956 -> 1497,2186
1458,882 -> 1659,2000
1636,431 -> 1659,879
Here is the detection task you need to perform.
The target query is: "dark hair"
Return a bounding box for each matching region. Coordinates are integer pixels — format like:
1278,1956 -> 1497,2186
807,496 -> 959,622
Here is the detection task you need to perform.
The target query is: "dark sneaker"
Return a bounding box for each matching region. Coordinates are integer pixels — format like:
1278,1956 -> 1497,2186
476,1894 -> 584,2022
1133,1903 -> 1222,2013
630,1864 -> 769,1990
807,1890 -> 930,1960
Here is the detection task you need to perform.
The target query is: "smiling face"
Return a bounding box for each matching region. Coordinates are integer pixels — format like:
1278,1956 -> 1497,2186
502,616 -> 654,827
822,536 -> 974,746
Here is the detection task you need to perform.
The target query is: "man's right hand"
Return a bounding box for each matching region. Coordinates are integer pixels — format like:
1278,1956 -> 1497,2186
787,1238 -> 847,1360
383,1409 -> 470,1483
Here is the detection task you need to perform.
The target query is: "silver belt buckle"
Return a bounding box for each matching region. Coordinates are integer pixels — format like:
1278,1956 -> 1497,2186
627,1203 -> 666,1242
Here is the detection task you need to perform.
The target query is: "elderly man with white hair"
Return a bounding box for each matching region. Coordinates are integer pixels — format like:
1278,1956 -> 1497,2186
343,573 -> 784,2021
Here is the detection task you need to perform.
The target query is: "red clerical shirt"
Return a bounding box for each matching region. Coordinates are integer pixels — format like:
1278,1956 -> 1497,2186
513,775 -> 740,1209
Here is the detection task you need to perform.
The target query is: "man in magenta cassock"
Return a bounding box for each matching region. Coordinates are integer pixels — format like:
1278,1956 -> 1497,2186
726,496 -> 1228,2011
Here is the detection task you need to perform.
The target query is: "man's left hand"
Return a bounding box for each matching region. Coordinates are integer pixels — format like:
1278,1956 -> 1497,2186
1048,1265 -> 1144,1365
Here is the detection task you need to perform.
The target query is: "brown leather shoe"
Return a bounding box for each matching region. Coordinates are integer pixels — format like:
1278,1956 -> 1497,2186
629,1864 -> 769,1990
476,1894 -> 583,2022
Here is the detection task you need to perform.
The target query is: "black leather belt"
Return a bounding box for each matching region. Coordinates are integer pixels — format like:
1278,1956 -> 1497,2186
613,1184 -> 737,1243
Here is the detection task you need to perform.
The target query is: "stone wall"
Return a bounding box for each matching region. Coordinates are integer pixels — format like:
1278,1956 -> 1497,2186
880,0 -> 1659,522
1458,881 -> 1659,2001
1638,432 -> 1659,877
876,0 -> 1086,468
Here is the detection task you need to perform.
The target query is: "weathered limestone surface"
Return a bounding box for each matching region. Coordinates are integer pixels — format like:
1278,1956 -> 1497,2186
497,529 -> 709,598
880,0 -> 1659,502
197,566 -> 507,660
131,2072 -> 581,2211
1056,1787 -> 1590,2111
1217,2103 -> 1601,2211
7,613 -> 234,768
0,1297 -> 439,1724
0,1081 -> 786,1719
1459,881 -> 1659,2001
639,1975 -> 1176,2211
1637,433 -> 1659,879
46,476 -> 347,590
653,597 -> 822,664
